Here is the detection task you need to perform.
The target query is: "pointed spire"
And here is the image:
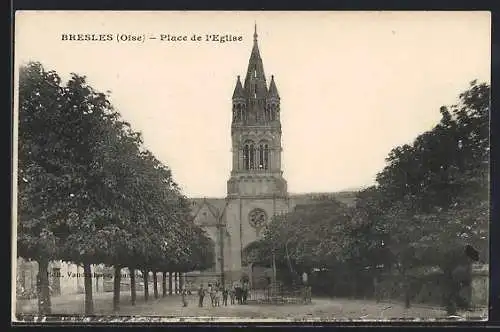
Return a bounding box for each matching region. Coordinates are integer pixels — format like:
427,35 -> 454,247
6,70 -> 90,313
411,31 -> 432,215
232,75 -> 245,99
244,24 -> 267,98
267,75 -> 280,99
254,22 -> 258,44
250,22 -> 261,59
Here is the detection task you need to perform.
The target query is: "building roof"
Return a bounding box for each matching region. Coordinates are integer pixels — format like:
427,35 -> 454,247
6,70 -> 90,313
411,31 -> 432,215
232,76 -> 245,99
190,197 -> 228,226
267,75 -> 280,99
288,191 -> 359,207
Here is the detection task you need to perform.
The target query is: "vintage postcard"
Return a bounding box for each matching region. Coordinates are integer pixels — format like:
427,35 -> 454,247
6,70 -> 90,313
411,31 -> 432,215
12,11 -> 491,323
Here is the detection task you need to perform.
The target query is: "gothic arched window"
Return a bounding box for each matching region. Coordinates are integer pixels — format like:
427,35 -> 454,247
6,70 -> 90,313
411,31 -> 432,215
249,143 -> 255,169
234,104 -> 240,121
257,141 -> 270,170
242,105 -> 247,123
264,144 -> 269,170
243,140 -> 256,170
258,144 -> 264,169
243,144 -> 249,170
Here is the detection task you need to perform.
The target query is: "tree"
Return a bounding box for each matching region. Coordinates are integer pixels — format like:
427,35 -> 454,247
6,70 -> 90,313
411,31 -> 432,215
245,199 -> 353,285
352,80 -> 489,310
17,62 -> 88,314
17,62 -> 215,315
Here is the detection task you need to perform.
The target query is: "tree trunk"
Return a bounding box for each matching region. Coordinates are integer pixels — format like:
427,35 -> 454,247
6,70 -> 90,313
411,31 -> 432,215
153,271 -> 159,299
83,263 -> 94,315
404,288 -> 411,308
130,268 -> 136,306
403,275 -> 411,309
113,266 -> 121,311
285,241 -> 296,277
352,276 -> 357,299
37,259 -> 51,315
175,272 -> 179,294
168,272 -> 173,295
162,272 -> 167,297
443,269 -> 458,315
179,272 -> 184,292
373,276 -> 380,303
397,265 -> 411,309
143,270 -> 149,302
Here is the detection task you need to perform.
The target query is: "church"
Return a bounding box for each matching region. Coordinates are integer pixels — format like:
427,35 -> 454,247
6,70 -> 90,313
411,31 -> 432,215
186,26 -> 356,289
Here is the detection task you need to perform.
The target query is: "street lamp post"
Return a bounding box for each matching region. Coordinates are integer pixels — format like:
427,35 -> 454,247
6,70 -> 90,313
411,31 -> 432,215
218,216 -> 225,288
272,251 -> 277,284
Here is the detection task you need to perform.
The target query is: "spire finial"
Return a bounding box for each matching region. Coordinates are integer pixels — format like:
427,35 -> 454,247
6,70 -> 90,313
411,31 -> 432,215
254,22 -> 258,43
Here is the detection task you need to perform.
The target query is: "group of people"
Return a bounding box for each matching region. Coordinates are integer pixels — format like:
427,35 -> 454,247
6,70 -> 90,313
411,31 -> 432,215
197,281 -> 249,307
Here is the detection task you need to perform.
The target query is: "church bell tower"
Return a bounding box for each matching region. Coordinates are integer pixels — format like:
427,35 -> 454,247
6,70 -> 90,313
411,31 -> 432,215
221,25 -> 291,284
227,24 -> 288,199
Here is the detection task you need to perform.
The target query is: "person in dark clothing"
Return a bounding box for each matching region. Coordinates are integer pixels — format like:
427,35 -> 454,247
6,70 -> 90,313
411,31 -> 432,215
198,284 -> 205,307
242,289 -> 248,304
242,281 -> 249,304
222,288 -> 229,306
235,286 -> 242,304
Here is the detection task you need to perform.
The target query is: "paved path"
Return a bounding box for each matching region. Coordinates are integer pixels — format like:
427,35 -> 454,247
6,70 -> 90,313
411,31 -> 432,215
16,292 -> 487,321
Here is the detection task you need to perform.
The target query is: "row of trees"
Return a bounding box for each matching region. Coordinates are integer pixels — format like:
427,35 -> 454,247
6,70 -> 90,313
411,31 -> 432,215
244,80 -> 489,314
17,62 -> 215,315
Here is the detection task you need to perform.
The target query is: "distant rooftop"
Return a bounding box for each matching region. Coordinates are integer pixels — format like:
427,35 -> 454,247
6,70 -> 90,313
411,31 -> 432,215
188,187 -> 366,201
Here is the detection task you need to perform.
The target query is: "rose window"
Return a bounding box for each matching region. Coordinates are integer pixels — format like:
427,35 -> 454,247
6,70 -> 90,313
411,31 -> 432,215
249,209 -> 267,228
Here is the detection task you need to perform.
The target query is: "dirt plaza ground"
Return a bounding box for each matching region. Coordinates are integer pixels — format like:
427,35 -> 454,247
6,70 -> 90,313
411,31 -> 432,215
15,292 -> 488,321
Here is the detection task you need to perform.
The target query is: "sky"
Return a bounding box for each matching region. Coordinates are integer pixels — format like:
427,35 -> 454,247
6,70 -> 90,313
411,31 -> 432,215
14,11 -> 491,197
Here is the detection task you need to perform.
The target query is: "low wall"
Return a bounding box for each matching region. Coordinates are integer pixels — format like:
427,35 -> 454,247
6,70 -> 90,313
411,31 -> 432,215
471,263 -> 488,308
